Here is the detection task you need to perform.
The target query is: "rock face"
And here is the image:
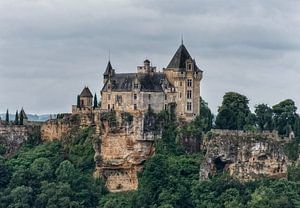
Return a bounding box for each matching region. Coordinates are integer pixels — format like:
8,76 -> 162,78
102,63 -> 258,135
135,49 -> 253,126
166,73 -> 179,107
93,111 -> 157,192
41,110 -> 158,192
200,130 -> 292,180
0,123 -> 41,157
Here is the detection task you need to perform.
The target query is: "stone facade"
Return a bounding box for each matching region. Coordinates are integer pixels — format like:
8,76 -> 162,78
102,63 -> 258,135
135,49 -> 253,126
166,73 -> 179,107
200,129 -> 294,180
101,43 -> 203,122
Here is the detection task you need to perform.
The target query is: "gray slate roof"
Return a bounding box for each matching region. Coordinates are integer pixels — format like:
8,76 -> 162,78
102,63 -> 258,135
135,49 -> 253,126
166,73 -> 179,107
101,73 -> 173,92
104,61 -> 113,76
80,87 -> 93,97
167,44 -> 202,72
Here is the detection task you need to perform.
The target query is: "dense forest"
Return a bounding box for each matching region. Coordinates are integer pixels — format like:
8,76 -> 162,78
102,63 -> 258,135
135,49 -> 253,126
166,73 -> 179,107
0,92 -> 300,208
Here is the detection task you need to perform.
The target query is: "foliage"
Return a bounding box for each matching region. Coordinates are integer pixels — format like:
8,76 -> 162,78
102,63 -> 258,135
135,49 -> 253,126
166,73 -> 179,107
0,127 -> 107,208
5,109 -> 9,123
215,92 -> 252,130
94,93 -> 98,109
284,137 -> 300,161
100,110 -> 117,128
199,97 -> 213,132
273,99 -> 298,135
255,104 -> 273,131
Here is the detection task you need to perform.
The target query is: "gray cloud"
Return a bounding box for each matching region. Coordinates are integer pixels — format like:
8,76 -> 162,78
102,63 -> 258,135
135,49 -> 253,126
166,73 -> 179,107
0,0 -> 300,114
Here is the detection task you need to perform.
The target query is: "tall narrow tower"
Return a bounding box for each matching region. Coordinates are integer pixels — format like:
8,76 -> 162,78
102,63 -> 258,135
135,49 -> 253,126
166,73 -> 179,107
163,43 -> 203,121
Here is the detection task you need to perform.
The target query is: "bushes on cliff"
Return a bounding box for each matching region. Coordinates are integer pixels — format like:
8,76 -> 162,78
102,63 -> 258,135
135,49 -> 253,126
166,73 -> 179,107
0,127 -> 108,208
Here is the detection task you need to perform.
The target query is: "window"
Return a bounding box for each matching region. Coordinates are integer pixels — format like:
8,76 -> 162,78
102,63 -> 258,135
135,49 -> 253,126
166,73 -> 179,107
134,104 -> 137,110
188,63 -> 192,70
187,102 -> 192,111
187,79 -> 192,87
108,104 -> 110,110
108,94 -> 111,100
187,90 -> 192,99
180,81 -> 182,86
134,94 -> 137,100
148,104 -> 151,110
164,104 -> 168,110
112,104 -> 115,109
165,94 -> 167,100
148,94 -> 151,100
179,92 -> 182,98
108,84 -> 111,90
134,83 -> 139,89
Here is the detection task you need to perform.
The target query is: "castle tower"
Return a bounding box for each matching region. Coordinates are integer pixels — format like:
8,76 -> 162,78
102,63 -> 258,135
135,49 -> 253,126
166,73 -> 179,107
103,61 -> 115,84
79,87 -> 93,108
164,43 -> 203,121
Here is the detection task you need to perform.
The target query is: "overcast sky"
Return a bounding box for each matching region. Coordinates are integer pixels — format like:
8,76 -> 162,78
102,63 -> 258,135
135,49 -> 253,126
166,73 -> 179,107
1,0 -> 300,115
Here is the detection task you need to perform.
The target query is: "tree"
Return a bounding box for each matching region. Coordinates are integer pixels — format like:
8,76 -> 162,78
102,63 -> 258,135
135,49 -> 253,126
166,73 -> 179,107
5,109 -> 9,124
255,104 -> 273,131
14,110 -> 19,125
19,111 -> 24,125
199,97 -> 213,132
77,95 -> 81,108
215,108 -> 237,130
215,92 -> 251,130
30,157 -> 53,180
273,99 -> 298,135
55,160 -> 76,182
8,185 -> 33,208
94,93 -> 98,109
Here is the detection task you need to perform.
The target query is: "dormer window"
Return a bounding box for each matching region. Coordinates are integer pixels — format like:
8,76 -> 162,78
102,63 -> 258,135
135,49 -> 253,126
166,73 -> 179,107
188,63 -> 192,70
134,84 -> 139,89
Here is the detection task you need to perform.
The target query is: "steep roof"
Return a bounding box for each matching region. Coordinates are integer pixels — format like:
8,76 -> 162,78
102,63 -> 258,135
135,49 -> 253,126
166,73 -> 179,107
103,61 -> 113,76
80,87 -> 93,97
167,44 -> 192,69
101,72 -> 173,92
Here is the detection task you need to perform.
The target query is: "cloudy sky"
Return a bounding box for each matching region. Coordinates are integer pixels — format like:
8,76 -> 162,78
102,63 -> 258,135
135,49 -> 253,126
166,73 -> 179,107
1,0 -> 300,114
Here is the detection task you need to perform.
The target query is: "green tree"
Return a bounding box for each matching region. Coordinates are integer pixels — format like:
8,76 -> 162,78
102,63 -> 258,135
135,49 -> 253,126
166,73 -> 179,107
215,92 -> 251,130
8,186 -> 33,208
14,110 -> 19,125
77,95 -> 81,108
255,104 -> 273,131
19,111 -> 24,125
0,157 -> 10,188
199,97 -> 213,132
273,99 -> 298,135
30,157 -> 53,180
5,109 -> 9,124
55,160 -> 76,182
94,93 -> 98,109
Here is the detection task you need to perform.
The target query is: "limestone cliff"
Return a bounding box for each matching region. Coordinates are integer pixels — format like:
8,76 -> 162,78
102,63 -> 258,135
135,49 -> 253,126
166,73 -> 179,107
0,123 -> 41,157
200,129 -> 294,180
93,111 -> 157,192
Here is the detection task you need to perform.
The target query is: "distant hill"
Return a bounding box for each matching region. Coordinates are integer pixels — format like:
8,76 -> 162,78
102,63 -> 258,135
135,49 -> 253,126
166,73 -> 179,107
0,114 -> 53,122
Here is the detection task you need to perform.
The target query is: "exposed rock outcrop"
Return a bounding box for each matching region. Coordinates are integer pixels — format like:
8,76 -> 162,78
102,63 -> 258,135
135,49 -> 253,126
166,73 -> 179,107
200,129 -> 293,180
93,111 -> 157,192
0,123 -> 41,157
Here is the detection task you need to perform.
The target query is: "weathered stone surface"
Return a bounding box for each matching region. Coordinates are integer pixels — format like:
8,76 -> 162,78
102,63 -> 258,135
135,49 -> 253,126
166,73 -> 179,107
93,111 -> 156,192
200,129 -> 294,180
0,123 -> 41,157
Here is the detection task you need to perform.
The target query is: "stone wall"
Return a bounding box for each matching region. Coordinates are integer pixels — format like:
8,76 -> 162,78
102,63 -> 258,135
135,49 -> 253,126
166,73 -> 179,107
200,129 -> 294,180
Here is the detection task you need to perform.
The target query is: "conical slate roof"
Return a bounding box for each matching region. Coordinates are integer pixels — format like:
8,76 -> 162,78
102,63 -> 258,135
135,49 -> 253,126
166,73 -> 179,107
80,87 -> 93,97
103,61 -> 113,76
167,44 -> 192,69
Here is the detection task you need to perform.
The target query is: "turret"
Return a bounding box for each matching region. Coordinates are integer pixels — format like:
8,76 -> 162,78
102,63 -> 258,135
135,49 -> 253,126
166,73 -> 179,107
79,87 -> 93,108
103,61 -> 115,84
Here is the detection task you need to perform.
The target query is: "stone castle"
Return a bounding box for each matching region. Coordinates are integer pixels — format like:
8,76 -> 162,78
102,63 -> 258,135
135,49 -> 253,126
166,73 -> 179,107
41,43 -> 203,192
73,42 -> 202,122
